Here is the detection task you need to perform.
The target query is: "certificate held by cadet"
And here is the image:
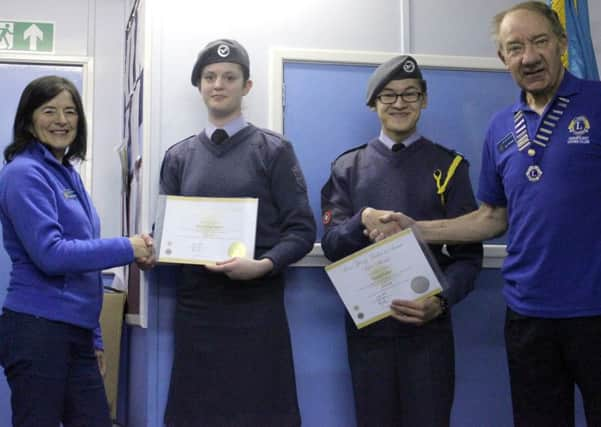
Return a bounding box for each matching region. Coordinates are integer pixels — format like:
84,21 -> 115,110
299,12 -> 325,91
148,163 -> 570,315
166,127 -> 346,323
154,195 -> 258,265
325,229 -> 444,329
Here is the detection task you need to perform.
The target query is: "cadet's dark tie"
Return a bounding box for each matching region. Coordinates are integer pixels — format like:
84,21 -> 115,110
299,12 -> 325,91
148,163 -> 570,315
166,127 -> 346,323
392,143 -> 406,152
211,129 -> 228,144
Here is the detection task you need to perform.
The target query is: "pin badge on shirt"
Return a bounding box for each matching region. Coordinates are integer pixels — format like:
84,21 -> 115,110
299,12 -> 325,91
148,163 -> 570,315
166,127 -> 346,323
526,165 -> 543,182
63,189 -> 77,199
497,133 -> 515,153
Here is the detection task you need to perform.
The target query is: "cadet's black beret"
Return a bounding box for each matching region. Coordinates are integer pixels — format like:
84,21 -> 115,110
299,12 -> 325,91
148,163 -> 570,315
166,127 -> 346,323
365,55 -> 423,106
191,39 -> 250,87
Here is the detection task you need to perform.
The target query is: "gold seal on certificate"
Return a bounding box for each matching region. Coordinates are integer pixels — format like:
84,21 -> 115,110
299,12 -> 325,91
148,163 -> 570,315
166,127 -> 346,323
228,242 -> 247,258
154,195 -> 258,265
325,228 -> 444,329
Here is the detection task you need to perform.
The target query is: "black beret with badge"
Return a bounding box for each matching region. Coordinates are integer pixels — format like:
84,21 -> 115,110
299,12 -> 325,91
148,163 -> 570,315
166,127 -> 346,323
191,39 -> 250,87
365,55 -> 424,106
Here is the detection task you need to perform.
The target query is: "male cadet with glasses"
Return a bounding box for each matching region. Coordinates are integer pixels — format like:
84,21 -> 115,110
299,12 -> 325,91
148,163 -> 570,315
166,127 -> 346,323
371,2 -> 601,426
320,55 -> 482,427
159,39 -> 315,426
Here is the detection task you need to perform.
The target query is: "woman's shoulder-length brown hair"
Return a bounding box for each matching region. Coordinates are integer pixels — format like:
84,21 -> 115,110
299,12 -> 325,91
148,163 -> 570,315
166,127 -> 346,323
5,75 -> 87,163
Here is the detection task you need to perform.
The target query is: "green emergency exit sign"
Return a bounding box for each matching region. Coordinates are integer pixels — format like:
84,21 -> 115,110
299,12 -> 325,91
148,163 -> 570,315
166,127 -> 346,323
0,20 -> 54,53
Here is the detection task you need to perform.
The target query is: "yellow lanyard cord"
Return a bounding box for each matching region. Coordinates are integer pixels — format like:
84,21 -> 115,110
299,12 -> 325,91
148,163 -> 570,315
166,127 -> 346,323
433,154 -> 463,206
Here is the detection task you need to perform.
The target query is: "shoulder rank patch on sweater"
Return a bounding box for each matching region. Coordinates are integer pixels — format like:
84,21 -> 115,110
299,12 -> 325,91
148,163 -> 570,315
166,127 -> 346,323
334,144 -> 368,161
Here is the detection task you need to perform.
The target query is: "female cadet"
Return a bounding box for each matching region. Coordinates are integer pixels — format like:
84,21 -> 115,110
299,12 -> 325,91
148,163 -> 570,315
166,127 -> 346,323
160,39 -> 316,427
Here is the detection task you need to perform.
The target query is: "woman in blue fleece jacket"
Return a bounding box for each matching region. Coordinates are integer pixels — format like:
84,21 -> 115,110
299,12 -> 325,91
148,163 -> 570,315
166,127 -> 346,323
0,76 -> 153,427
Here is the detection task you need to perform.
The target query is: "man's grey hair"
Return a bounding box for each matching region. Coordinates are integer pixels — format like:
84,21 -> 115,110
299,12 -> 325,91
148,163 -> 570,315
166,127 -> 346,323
492,1 -> 566,49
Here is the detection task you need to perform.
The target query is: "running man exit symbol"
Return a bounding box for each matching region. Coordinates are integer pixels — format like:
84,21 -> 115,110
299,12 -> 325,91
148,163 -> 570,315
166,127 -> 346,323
0,21 -> 54,53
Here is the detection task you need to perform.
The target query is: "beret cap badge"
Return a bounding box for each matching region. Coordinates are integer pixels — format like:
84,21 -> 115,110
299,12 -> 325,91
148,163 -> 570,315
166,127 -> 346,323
190,39 -> 250,87
365,55 -> 424,106
217,44 -> 230,58
403,59 -> 416,73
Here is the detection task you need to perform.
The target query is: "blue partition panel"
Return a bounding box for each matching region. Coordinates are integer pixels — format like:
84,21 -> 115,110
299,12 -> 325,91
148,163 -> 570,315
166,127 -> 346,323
283,61 -> 518,242
285,268 -> 356,427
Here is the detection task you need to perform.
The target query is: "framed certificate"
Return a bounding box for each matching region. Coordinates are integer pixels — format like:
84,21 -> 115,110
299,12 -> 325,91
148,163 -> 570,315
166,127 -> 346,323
325,228 -> 445,329
154,195 -> 258,265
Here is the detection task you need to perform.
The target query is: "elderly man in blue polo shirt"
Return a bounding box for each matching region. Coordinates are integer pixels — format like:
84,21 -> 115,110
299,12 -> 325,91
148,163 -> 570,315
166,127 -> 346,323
374,2 -> 601,426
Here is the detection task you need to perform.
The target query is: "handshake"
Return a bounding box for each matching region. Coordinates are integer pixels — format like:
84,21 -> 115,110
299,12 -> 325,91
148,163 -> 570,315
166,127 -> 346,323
361,207 -> 414,242
128,234 -> 156,270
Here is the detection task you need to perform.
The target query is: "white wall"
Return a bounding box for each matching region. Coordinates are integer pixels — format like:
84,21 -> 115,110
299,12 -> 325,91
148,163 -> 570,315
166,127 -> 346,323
153,0 -> 601,157
1,0 -> 600,238
412,0 -> 513,56
145,0 -> 601,236
154,0 -> 401,153
589,1 -> 601,66
89,0 -> 126,238
0,0 -> 125,238
1,1 -> 90,55
412,0 -> 601,62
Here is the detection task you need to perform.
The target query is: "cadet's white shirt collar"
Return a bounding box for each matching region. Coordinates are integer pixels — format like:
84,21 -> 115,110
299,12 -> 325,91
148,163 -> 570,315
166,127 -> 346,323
206,115 -> 248,140
379,130 -> 421,151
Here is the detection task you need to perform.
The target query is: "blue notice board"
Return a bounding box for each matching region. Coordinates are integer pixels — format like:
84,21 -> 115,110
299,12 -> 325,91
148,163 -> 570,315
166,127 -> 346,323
282,61 -> 518,239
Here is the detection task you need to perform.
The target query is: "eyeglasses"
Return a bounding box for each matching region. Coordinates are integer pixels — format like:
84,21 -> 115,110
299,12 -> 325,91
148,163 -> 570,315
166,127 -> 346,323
377,91 -> 423,104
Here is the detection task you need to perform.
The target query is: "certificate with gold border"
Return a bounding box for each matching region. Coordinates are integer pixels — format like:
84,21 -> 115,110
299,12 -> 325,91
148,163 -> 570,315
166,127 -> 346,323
154,195 -> 258,265
325,228 -> 444,329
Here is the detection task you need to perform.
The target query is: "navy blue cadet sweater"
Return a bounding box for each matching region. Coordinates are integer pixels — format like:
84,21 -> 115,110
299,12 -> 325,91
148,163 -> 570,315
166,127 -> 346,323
160,124 -> 316,273
321,137 -> 483,336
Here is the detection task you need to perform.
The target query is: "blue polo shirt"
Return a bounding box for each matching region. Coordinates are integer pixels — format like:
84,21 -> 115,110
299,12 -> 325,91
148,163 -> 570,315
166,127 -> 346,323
478,71 -> 601,318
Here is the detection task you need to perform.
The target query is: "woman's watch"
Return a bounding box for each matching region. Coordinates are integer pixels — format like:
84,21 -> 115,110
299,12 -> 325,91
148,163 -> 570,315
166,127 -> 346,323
435,294 -> 449,316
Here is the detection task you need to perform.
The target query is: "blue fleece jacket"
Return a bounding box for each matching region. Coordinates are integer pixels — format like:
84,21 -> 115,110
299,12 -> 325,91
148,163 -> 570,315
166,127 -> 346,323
0,142 -> 134,349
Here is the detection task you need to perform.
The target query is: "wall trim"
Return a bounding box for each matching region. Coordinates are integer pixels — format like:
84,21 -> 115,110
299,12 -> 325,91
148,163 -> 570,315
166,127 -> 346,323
292,244 -> 506,269
400,0 -> 411,53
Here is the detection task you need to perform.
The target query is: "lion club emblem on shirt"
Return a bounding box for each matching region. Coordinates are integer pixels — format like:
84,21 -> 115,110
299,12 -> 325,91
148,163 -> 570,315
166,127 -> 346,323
322,210 -> 332,225
567,115 -> 591,144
